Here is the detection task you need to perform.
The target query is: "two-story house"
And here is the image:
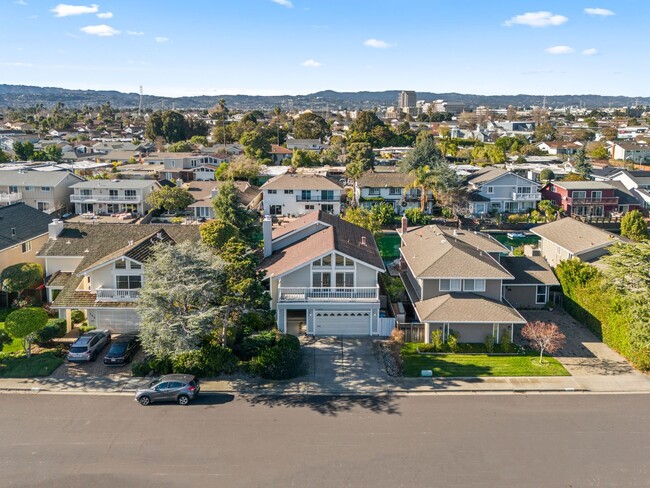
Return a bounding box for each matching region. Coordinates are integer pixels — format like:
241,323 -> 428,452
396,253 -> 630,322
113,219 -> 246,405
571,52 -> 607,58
0,203 -> 52,307
466,167 -> 541,215
145,153 -> 220,181
260,174 -> 342,216
186,181 -> 262,220
70,179 -> 161,216
270,144 -> 293,165
259,211 -> 385,336
355,170 -> 423,214
39,222 -> 200,332
610,142 -> 650,164
611,169 -> 650,211
540,181 -> 640,218
399,221 -> 527,343
0,169 -> 83,213
285,139 -> 324,152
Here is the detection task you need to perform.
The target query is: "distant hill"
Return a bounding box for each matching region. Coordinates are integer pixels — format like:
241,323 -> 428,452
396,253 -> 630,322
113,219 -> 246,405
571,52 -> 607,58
1,84 -> 648,111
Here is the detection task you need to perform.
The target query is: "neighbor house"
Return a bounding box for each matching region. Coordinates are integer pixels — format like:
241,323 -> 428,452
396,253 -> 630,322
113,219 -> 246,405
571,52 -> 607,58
536,141 -> 582,156
144,153 -> 221,181
270,144 -> 293,165
39,222 -> 200,332
285,139 -> 324,152
531,217 -> 621,267
186,180 -> 261,220
465,167 -> 541,215
70,179 -> 161,216
0,169 -> 83,213
540,181 -> 640,218
259,211 -> 385,336
355,170 -> 422,215
399,222 -> 527,343
610,142 -> 650,164
260,174 -> 342,216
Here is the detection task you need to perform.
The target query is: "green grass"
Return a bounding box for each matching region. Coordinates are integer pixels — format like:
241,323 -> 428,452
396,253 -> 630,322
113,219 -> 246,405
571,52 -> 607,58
0,322 -> 23,354
402,343 -> 570,377
0,351 -> 64,378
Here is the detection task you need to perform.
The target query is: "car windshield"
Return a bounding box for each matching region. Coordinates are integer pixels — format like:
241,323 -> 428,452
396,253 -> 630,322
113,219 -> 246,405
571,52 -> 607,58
69,346 -> 87,353
108,343 -> 127,354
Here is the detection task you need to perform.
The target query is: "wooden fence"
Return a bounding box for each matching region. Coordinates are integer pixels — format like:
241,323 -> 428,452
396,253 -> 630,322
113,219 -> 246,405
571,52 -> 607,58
398,323 -> 425,343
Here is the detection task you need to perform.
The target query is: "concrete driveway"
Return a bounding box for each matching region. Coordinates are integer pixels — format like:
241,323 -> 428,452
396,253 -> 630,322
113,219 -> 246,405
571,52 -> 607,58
521,310 -> 650,391
299,337 -> 388,392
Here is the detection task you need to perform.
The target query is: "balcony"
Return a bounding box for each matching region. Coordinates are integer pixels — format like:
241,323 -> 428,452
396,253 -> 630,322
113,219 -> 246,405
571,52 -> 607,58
278,286 -> 379,302
71,194 -> 141,203
296,195 -> 339,202
0,192 -> 22,204
566,196 -> 618,205
511,192 -> 541,202
95,287 -> 140,302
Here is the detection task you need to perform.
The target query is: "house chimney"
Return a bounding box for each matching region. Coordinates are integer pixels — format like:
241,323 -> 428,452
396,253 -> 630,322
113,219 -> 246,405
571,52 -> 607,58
361,236 -> 367,246
263,215 -> 273,258
453,229 -> 458,238
48,219 -> 64,239
400,215 -> 408,234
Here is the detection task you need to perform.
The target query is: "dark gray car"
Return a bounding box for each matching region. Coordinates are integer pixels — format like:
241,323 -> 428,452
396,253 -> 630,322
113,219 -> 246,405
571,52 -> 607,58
135,374 -> 200,406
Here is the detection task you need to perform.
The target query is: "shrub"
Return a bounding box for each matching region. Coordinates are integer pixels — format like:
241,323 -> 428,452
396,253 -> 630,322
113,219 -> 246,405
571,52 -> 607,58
277,333 -> 301,352
238,311 -> 274,332
252,345 -> 303,380
430,329 -> 443,352
131,359 -> 151,377
404,207 -> 430,226
0,329 -> 11,351
172,350 -> 205,376
390,328 -> 405,346
0,308 -> 10,322
507,213 -> 529,223
485,334 -> 495,353
35,318 -> 67,344
70,310 -> 85,324
149,356 -> 173,375
500,330 -> 514,353
78,324 -> 96,334
234,330 -> 277,360
201,344 -> 237,375
447,331 -> 459,353
512,246 -> 525,256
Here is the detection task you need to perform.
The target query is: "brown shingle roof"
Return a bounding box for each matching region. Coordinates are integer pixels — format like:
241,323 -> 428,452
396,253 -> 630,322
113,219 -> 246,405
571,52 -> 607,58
271,144 -> 293,155
260,173 -> 342,191
500,256 -> 559,286
400,225 -> 513,279
357,170 -> 414,188
530,218 -> 619,255
414,293 -> 526,323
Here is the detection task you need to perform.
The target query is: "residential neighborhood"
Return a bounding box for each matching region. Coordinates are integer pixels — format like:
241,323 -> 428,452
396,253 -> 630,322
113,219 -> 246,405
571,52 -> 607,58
1,1 -> 650,485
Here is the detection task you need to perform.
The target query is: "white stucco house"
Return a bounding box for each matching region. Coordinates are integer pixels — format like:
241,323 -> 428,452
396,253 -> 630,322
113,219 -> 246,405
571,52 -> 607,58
260,174 -> 342,216
69,179 -> 161,216
259,211 -> 385,336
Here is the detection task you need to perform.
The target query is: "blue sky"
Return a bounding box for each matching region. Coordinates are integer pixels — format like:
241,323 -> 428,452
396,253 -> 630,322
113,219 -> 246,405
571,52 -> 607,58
0,1 -> 645,97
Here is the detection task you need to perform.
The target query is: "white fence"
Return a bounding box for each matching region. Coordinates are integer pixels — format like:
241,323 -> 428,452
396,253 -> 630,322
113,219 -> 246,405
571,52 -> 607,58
378,317 -> 396,337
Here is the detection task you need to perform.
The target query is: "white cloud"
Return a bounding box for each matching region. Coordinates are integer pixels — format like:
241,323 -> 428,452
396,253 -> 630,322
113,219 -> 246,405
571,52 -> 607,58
127,30 -> 144,36
301,59 -> 322,68
3,62 -> 33,67
80,24 -> 120,36
97,12 -> 113,18
363,38 -> 393,49
155,36 -> 169,43
582,48 -> 598,56
504,11 -> 568,27
545,45 -> 574,54
271,0 -> 293,7
51,4 -> 99,17
584,8 -> 615,17
14,0 -> 27,6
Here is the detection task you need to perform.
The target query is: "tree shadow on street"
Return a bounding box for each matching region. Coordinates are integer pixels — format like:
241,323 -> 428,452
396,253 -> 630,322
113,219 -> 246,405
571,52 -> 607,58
241,393 -> 402,417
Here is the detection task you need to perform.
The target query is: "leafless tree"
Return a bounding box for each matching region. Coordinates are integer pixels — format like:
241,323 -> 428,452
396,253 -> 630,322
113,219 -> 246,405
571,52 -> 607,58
521,320 -> 565,365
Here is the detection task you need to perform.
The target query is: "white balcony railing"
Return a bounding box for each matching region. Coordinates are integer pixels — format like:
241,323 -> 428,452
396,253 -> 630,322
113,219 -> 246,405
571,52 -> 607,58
0,192 -> 23,204
95,287 -> 140,302
511,192 -> 542,201
278,286 -> 379,302
71,194 -> 141,203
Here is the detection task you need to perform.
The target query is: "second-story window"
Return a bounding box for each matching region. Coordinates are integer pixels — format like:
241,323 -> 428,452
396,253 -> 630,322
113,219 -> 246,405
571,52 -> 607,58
284,190 -> 293,194
369,188 -> 381,195
321,190 -> 334,201
41,186 -> 51,192
130,262 -> 142,269
125,190 -> 136,197
389,187 -> 402,195
81,189 -> 92,196
439,279 -> 461,292
301,190 -> 311,201
109,190 -> 118,197
115,260 -> 127,269
116,275 -> 142,289
268,189 -> 277,194
485,186 -> 494,194
463,279 -> 486,292
9,186 -> 18,193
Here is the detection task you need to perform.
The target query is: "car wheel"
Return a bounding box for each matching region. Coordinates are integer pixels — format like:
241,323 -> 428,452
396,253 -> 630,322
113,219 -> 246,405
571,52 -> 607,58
177,395 -> 190,406
138,396 -> 151,406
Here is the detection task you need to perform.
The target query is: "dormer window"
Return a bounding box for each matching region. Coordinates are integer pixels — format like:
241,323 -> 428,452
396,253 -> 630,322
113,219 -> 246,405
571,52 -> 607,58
130,262 -> 142,269
115,260 -> 127,269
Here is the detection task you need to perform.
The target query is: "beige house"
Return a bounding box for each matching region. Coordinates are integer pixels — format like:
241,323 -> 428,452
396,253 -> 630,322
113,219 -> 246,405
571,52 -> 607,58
0,169 -> 83,213
69,179 -> 161,216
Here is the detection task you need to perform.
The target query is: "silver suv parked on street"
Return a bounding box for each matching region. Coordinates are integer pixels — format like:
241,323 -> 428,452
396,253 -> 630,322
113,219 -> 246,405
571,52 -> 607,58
135,374 -> 201,406
67,330 -> 112,362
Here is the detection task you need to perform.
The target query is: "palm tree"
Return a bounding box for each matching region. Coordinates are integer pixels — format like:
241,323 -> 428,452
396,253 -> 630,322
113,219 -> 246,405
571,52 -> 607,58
407,165 -> 437,212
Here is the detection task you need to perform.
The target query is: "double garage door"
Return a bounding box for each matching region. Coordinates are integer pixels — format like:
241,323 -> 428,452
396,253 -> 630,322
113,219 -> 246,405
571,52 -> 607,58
88,309 -> 140,334
314,310 -> 371,336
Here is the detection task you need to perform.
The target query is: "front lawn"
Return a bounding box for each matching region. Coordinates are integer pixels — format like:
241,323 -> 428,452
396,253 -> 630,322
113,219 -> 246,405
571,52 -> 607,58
401,343 -> 570,377
0,351 -> 64,378
0,322 -> 24,354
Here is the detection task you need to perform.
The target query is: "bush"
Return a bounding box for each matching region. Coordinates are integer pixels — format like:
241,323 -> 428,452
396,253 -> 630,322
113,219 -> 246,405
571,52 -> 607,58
238,311 -> 274,332
201,344 -> 237,375
172,350 -> 205,377
277,333 -> 301,352
512,246 -> 525,256
0,329 -> 11,351
500,330 -> 513,353
429,329 -> 443,351
390,328 -> 405,346
70,310 -> 85,324
252,345 -> 303,380
234,330 -> 277,361
447,333 -> 459,353
404,207 -> 430,226
35,319 -> 67,344
78,324 -> 96,334
131,359 -> 152,377
507,213 -> 529,223
485,334 -> 495,353
0,308 -> 10,322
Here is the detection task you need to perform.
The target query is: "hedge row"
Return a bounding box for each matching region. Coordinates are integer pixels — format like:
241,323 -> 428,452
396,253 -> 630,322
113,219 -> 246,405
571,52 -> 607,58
556,259 -> 650,370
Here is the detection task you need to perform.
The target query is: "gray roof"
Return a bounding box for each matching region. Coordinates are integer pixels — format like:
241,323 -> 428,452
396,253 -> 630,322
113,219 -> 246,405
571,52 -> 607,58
415,293 -> 526,324
400,225 -> 513,279
260,174 -> 342,191
71,179 -> 160,189
0,203 -> 51,251
357,170 -> 414,188
500,256 -> 559,286
531,218 -> 619,255
466,167 -> 508,185
0,169 -> 82,186
551,181 -> 615,190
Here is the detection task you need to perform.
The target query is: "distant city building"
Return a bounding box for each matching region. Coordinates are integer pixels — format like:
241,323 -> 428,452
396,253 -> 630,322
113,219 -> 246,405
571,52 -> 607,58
398,91 -> 417,110
432,100 -> 466,115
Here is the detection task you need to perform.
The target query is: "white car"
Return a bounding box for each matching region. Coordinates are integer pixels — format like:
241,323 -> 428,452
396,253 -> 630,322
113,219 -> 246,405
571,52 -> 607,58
67,330 -> 112,362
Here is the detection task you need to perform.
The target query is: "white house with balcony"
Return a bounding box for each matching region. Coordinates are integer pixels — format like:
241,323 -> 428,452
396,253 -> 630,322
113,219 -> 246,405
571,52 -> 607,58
70,179 -> 161,216
465,167 -> 541,215
259,211 -> 385,336
260,174 -> 342,217
38,221 -> 200,333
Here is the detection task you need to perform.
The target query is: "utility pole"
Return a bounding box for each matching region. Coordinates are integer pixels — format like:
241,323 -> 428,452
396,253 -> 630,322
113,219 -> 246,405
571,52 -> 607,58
138,85 -> 143,118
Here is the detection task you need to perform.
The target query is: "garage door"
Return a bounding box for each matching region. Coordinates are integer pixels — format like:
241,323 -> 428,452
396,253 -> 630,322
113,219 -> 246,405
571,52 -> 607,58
314,311 -> 370,336
91,309 -> 140,334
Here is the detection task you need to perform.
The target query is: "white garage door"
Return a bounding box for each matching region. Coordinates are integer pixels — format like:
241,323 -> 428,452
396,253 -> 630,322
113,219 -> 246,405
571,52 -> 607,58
91,309 -> 140,334
314,310 -> 370,336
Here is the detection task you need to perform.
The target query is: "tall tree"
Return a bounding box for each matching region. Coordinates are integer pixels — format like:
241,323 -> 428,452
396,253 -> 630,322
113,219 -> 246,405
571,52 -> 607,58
573,148 -> 592,180
345,161 -> 365,206
346,142 -> 375,171
293,112 -> 330,140
13,141 -> 34,161
146,186 -> 195,212
200,220 -> 240,252
212,182 -> 257,241
620,210 -> 649,242
1,263 -> 43,299
240,130 -> 271,161
399,135 -> 442,173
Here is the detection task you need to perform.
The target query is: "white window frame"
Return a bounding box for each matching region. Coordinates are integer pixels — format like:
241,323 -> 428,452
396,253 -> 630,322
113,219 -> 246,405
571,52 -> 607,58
440,279 -> 462,292
486,186 -> 494,194
37,201 -> 50,212
369,188 -> 381,196
536,285 -> 548,304
21,240 -> 32,253
463,279 -> 486,292
267,189 -> 277,195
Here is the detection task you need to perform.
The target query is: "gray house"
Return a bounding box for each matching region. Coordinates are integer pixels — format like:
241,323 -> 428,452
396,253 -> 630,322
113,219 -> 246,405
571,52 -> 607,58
0,169 -> 83,213
466,168 -> 541,215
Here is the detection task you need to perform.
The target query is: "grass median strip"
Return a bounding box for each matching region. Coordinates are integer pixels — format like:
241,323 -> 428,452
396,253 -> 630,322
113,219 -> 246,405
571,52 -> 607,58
402,343 -> 570,377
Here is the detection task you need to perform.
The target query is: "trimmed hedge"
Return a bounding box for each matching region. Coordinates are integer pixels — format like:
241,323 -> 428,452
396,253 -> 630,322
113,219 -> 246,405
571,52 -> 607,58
133,346 -> 238,378
35,319 -> 67,344
556,259 -> 650,370
251,344 -> 303,380
234,330 -> 277,361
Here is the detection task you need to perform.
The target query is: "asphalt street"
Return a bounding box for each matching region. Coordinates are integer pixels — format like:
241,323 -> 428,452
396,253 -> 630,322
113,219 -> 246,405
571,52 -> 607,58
0,392 -> 649,488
